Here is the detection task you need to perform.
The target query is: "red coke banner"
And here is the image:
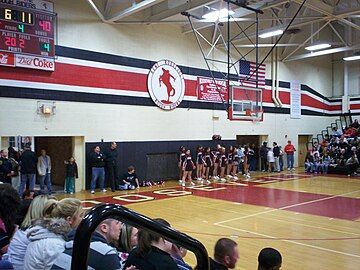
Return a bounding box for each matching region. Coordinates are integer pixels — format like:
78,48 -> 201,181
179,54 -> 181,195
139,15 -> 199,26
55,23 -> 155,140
197,77 -> 228,103
0,52 -> 15,67
15,54 -> 55,71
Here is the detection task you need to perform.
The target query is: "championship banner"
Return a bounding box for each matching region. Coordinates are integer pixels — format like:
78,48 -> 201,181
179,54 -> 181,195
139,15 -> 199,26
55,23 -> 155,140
197,77 -> 228,103
290,81 -> 301,119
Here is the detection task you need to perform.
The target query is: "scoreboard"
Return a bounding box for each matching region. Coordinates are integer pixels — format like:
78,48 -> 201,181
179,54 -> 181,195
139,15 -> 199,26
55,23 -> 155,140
0,1 -> 56,71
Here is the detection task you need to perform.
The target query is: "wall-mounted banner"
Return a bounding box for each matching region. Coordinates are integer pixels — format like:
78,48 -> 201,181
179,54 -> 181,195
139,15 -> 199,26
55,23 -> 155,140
197,77 -> 228,103
290,81 -> 301,119
147,60 -> 185,110
0,52 -> 15,67
15,54 -> 55,71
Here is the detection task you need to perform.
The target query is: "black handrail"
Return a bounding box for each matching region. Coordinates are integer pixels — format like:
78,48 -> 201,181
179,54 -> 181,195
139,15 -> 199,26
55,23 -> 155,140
71,204 -> 210,270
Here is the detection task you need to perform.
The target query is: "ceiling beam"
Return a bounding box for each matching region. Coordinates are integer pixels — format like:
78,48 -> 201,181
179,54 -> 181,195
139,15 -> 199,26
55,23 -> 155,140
146,0 -> 218,22
105,0 -> 167,22
283,44 -> 360,61
182,0 -> 289,33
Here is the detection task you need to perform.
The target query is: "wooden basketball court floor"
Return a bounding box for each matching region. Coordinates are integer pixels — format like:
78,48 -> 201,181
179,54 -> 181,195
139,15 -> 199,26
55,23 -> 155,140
57,170 -> 360,269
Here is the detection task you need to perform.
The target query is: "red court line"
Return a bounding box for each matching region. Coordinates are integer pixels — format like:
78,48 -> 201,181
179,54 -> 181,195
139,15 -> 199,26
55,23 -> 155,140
188,185 -> 360,221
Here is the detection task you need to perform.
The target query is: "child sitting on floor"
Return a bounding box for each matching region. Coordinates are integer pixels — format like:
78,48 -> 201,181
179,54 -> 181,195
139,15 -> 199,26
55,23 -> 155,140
119,166 -> 140,190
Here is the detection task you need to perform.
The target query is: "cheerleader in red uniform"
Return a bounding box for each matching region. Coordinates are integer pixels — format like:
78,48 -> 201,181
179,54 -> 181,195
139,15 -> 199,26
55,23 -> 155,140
219,147 -> 227,182
202,147 -> 213,184
211,144 -> 221,180
181,149 -> 195,186
196,146 -> 204,182
231,147 -> 239,180
226,145 -> 234,177
178,146 -> 186,182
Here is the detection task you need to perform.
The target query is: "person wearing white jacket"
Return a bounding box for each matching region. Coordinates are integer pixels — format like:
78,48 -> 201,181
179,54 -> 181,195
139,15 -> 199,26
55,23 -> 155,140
37,149 -> 52,194
23,218 -> 71,270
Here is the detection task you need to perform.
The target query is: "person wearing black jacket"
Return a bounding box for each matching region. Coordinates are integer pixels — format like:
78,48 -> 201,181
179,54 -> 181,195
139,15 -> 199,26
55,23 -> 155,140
0,149 -> 12,184
89,146 -> 106,194
105,142 -> 118,192
124,218 -> 179,270
259,142 -> 269,172
273,142 -> 280,172
19,146 -> 37,198
64,157 -> 78,194
209,238 -> 239,270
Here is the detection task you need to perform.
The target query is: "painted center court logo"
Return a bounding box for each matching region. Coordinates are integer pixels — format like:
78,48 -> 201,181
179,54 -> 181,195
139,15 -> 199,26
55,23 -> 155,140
147,60 -> 185,110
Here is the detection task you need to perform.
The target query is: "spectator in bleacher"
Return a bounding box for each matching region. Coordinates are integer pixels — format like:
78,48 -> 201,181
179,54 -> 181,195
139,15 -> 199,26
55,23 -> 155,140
304,152 -> 314,173
257,247 -> 282,270
332,127 -> 343,138
52,218 -> 138,270
89,146 -> 107,194
313,152 -> 321,174
322,152 -> 331,174
259,142 -> 269,172
23,198 -> 84,269
284,140 -> 296,171
37,149 -> 52,195
0,184 -> 21,257
346,154 -> 359,176
350,119 -> 360,129
124,218 -> 178,270
19,145 -> 37,198
210,238 -> 239,270
7,195 -> 54,270
169,244 -> 192,270
117,224 -> 139,268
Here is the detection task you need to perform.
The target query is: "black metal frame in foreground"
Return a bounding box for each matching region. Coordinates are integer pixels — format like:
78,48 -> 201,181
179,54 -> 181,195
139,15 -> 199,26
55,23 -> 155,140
71,204 -> 210,270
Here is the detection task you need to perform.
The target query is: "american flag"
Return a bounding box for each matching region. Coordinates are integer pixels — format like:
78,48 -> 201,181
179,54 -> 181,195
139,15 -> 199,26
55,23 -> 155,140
239,60 -> 266,88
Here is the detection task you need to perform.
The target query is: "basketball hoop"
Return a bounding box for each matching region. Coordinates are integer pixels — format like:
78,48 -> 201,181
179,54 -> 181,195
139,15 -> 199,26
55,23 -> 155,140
246,109 -> 263,123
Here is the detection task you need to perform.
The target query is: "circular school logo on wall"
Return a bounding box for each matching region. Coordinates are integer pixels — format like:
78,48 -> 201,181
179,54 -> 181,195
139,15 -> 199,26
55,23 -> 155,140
147,60 -> 185,110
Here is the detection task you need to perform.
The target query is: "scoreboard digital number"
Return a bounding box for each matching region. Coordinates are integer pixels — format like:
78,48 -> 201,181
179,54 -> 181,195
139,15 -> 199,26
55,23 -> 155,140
0,5 -> 56,57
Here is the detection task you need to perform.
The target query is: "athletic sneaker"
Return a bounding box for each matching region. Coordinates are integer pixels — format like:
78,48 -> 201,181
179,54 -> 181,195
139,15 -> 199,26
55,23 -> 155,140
233,176 -> 239,180
70,192 -> 74,195
101,189 -> 107,193
91,190 -> 95,194
288,168 -> 291,171
190,182 -> 195,186
292,168 -> 296,171
181,181 -> 185,187
220,178 -> 226,182
205,180 -> 211,185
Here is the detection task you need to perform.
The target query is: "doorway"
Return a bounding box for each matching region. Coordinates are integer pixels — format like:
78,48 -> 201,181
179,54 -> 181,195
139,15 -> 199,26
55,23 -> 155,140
35,137 -> 72,187
298,135 -> 312,166
236,135 -> 261,147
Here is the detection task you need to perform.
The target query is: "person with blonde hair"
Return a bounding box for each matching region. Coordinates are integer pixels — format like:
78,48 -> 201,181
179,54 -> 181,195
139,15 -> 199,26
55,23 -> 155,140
7,195 -> 55,270
23,198 -> 84,270
44,198 -> 84,228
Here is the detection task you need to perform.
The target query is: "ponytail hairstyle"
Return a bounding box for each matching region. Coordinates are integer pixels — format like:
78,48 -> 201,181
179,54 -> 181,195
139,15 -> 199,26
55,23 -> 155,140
21,195 -> 56,229
137,218 -> 170,257
43,198 -> 82,221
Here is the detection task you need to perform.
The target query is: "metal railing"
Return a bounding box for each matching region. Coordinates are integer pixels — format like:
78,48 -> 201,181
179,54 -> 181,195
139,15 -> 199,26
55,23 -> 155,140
71,204 -> 209,270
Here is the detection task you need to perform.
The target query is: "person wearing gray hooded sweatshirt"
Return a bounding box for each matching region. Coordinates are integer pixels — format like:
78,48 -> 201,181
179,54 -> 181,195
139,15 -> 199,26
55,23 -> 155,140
23,218 -> 71,270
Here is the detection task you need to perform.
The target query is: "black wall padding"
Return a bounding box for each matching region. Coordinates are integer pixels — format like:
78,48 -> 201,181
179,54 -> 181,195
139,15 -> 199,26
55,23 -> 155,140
85,139 -> 237,189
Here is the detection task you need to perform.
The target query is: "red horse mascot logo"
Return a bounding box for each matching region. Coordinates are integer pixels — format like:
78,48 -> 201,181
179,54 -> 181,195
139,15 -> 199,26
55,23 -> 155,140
159,68 -> 176,104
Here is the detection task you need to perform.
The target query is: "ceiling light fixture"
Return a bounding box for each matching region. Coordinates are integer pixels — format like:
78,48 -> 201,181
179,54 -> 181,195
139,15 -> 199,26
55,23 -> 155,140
259,29 -> 284,39
202,8 -> 234,22
305,43 -> 331,51
343,55 -> 360,61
